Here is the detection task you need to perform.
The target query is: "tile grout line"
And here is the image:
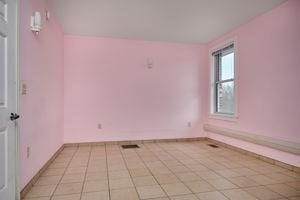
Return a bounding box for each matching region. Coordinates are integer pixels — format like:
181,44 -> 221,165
50,147 -> 79,200
133,144 -> 171,200
143,143 -> 199,198
25,141 -> 299,200
165,142 -> 286,199
162,142 -> 256,198
160,142 -> 242,197
185,142 -> 297,199
168,144 -> 242,179
79,145 -> 92,200
197,144 -> 288,198
118,146 -> 145,200
62,138 -> 300,173
105,144 -> 112,200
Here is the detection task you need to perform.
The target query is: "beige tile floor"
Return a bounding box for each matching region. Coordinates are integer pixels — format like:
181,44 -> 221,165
23,141 -> 300,200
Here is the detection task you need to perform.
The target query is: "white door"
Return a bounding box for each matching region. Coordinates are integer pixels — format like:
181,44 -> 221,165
0,0 -> 18,199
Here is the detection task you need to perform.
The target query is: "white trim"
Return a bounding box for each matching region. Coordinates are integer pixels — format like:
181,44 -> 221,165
15,0 -> 20,199
204,124 -> 300,155
208,113 -> 238,122
209,38 -> 238,120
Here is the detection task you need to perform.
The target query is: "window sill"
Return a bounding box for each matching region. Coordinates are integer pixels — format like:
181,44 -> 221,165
209,113 -> 238,122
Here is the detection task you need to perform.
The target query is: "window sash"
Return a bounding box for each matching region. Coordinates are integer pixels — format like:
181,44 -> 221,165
215,80 -> 235,114
216,78 -> 234,84
213,44 -> 235,115
212,43 -> 234,56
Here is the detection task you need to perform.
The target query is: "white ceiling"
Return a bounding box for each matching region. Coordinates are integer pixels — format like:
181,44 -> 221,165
48,0 -> 286,44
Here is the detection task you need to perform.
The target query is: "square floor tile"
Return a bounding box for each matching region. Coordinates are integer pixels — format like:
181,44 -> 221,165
25,185 -> 56,198
154,173 -> 180,184
221,189 -> 258,200
65,167 -> 86,175
34,176 -> 61,186
133,176 -> 158,187
286,181 -> 300,190
232,168 -> 258,176
169,165 -> 190,173
186,164 -> 209,172
42,168 -> 65,176
150,167 -> 172,175
54,183 -> 83,195
23,197 -> 50,200
109,170 -> 131,180
110,178 -> 134,189
206,178 -> 238,190
136,185 -> 167,199
61,173 -> 85,183
215,169 -> 241,178
85,172 -> 108,181
170,194 -> 199,200
196,171 -> 222,180
51,194 -> 81,200
289,197 -> 300,200
247,175 -> 279,185
266,184 -> 300,198
23,142 -> 299,200
281,171 -> 300,179
175,172 -> 202,182
265,173 -> 297,183
228,176 -> 260,187
130,168 -> 152,177
110,188 -> 139,200
196,191 -> 229,200
185,181 -> 216,193
83,180 -> 109,192
161,182 -> 192,196
81,191 -> 109,200
244,186 -> 283,200
107,164 -> 127,171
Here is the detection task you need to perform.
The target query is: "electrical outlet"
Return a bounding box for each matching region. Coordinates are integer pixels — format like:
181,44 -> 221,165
147,58 -> 153,69
97,124 -> 102,129
26,147 -> 30,158
187,122 -> 192,127
21,81 -> 27,95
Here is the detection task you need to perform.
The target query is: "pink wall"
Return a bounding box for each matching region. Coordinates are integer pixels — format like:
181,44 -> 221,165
64,36 -> 206,143
19,0 -> 299,189
204,0 -> 300,166
20,0 -> 64,188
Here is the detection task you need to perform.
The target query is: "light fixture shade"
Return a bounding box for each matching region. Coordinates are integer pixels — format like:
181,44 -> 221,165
31,11 -> 42,34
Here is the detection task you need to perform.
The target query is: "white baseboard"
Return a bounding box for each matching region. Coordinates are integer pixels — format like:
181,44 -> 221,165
203,124 -> 300,155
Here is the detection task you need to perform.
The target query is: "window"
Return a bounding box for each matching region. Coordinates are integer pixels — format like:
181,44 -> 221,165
211,43 -> 235,116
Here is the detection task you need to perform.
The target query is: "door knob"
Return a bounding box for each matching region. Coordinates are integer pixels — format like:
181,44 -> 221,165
10,113 -> 20,121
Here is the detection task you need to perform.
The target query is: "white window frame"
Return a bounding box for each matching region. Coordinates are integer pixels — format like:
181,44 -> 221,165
209,39 -> 238,120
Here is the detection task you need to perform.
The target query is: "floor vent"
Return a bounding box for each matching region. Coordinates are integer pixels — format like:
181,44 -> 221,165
121,144 -> 140,149
208,144 -> 219,148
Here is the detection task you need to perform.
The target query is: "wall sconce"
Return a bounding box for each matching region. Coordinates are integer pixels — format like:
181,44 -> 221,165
31,12 -> 42,35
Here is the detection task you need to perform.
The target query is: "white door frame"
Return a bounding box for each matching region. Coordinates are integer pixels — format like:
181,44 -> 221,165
15,0 -> 20,199
1,0 -> 23,199
0,0 -> 20,200
0,0 -> 20,199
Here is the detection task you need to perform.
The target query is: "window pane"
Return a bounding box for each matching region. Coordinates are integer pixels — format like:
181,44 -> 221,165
221,52 -> 234,80
217,81 -> 234,114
